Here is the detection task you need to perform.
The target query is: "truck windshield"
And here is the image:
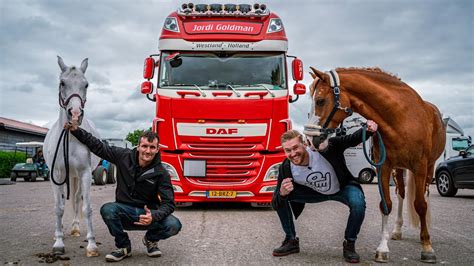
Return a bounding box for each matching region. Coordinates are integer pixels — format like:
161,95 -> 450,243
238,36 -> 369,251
159,52 -> 286,90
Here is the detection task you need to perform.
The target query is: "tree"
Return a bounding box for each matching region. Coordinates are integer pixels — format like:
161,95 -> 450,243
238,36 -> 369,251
126,129 -> 145,146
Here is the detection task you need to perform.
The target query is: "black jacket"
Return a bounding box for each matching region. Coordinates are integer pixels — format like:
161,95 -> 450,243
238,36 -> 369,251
71,128 -> 175,222
272,128 -> 373,219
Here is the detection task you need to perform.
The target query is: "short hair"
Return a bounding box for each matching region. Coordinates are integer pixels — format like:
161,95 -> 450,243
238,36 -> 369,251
139,130 -> 159,145
280,130 -> 304,145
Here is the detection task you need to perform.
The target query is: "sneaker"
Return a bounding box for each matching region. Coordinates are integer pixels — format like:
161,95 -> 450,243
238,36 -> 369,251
105,246 -> 131,262
272,237 -> 300,256
343,240 -> 360,263
143,236 -> 162,257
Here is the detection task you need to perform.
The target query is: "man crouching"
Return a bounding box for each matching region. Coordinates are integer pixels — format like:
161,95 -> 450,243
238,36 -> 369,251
65,122 -> 181,262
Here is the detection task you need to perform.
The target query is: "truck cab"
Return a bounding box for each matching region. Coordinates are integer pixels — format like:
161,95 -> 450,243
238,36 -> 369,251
140,3 -> 305,206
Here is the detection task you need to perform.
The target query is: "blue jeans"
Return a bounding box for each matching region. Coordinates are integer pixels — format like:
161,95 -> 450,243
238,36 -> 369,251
36,163 -> 46,176
100,202 -> 182,248
276,185 -> 365,242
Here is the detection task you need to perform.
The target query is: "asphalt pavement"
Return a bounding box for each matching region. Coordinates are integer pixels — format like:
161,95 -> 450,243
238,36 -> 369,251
0,180 -> 473,265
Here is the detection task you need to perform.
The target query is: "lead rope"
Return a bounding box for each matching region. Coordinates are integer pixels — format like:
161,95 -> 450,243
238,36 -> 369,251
361,124 -> 389,215
50,129 -> 71,200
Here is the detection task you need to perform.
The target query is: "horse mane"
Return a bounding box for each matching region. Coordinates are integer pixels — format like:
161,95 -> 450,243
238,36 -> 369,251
335,67 -> 402,81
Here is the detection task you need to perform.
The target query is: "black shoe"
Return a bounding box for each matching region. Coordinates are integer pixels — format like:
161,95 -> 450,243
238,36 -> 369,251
143,236 -> 162,257
343,240 -> 360,263
272,237 -> 300,256
105,246 -> 131,262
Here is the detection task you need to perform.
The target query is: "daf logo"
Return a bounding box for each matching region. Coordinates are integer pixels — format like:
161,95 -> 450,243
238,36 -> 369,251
206,128 -> 238,135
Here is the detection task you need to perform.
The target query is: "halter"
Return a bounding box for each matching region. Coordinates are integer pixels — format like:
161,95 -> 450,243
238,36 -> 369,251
59,92 -> 86,109
58,83 -> 86,110
304,70 -> 353,141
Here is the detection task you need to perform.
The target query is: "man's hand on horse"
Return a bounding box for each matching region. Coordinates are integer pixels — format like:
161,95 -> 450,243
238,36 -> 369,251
366,120 -> 378,132
63,121 -> 79,131
134,205 -> 153,226
280,178 -> 294,197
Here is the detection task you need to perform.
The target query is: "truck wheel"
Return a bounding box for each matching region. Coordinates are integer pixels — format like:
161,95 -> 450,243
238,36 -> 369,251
93,166 -> 107,185
106,164 -> 117,184
358,169 -> 374,184
10,172 -> 17,182
30,172 -> 37,182
436,170 -> 457,197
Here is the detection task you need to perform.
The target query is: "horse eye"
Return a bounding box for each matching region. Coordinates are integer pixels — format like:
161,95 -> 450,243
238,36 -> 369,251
316,99 -> 325,106
85,83 -> 89,89
60,81 -> 65,87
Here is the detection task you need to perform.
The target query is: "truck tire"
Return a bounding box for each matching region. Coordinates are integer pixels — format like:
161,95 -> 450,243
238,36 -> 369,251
106,164 -> 117,184
93,166 -> 107,185
358,168 -> 374,184
10,172 -> 17,182
30,172 -> 37,182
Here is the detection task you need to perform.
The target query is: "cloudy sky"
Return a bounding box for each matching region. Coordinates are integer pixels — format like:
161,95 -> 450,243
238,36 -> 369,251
1,0 -> 473,139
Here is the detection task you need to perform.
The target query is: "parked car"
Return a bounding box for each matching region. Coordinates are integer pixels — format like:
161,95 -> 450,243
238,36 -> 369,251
435,145 -> 474,196
91,138 -> 130,185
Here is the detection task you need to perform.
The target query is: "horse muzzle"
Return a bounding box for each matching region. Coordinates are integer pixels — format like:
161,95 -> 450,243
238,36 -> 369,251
67,108 -> 84,126
303,124 -> 328,150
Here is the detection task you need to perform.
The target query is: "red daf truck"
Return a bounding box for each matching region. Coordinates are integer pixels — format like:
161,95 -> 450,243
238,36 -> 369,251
140,3 -> 305,206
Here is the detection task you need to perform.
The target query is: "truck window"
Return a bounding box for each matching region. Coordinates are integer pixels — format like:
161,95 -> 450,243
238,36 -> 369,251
159,52 -> 286,90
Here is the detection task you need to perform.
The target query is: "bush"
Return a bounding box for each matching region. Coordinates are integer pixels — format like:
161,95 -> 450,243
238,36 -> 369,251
0,151 -> 27,178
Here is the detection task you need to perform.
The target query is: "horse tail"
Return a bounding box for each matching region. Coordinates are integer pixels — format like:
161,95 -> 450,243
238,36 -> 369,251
406,170 -> 432,229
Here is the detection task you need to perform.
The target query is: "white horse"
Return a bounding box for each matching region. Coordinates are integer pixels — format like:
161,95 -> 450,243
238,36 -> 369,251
43,56 -> 101,257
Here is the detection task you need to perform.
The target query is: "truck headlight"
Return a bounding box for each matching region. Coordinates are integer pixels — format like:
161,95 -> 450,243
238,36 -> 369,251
264,163 -> 281,181
163,162 -> 180,181
267,18 -> 283,33
164,17 -> 180,32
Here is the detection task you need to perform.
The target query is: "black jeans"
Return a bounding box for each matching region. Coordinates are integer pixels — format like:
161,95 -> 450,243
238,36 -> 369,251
100,202 -> 182,248
275,185 -> 366,242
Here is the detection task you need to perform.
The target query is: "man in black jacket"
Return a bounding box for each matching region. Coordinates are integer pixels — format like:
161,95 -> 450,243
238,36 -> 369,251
271,121 -> 377,263
65,122 -> 181,262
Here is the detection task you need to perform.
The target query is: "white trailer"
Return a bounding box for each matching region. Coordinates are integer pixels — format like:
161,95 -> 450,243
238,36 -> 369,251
342,114 -> 376,184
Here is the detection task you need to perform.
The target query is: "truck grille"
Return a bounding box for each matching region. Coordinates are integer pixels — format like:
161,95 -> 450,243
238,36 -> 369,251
183,142 -> 263,183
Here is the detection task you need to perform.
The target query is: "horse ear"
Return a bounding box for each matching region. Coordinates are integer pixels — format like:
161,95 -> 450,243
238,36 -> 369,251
310,67 -> 326,81
57,56 -> 68,72
80,58 -> 88,74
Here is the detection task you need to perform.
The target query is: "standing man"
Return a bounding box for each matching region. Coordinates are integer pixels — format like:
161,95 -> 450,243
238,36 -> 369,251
271,121 -> 378,263
65,122 -> 181,262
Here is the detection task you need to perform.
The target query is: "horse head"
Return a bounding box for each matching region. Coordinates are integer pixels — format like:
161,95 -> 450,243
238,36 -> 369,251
57,56 -> 89,125
304,67 -> 353,149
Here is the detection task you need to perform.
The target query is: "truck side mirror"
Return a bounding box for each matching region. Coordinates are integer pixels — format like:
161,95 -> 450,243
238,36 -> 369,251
291,58 -> 303,81
141,81 -> 154,94
293,83 -> 306,95
143,57 -> 155,79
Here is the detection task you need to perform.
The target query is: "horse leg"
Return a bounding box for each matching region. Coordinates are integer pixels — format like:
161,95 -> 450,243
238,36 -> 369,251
375,164 -> 393,263
391,169 -> 405,240
80,170 -> 99,257
414,162 -> 436,263
52,182 -> 66,255
71,176 -> 82,237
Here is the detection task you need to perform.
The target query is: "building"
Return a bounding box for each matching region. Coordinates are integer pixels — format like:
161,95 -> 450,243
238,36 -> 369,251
0,117 -> 49,154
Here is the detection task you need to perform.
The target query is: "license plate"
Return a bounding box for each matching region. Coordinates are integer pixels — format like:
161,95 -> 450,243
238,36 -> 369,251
206,190 -> 237,198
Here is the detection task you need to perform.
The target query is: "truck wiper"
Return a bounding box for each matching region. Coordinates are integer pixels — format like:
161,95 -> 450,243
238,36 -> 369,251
164,84 -> 206,97
231,84 -> 275,97
225,84 -> 241,97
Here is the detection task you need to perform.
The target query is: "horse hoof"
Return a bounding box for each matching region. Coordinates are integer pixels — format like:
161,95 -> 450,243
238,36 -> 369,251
375,251 -> 389,263
86,249 -> 100,257
421,251 -> 436,263
71,229 -> 81,237
52,247 -> 65,255
391,232 -> 402,240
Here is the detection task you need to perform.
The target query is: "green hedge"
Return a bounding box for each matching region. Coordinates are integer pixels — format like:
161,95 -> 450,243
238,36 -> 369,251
0,151 -> 27,178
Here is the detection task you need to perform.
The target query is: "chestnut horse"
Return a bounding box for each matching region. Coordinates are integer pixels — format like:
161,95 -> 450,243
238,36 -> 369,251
307,67 -> 445,263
